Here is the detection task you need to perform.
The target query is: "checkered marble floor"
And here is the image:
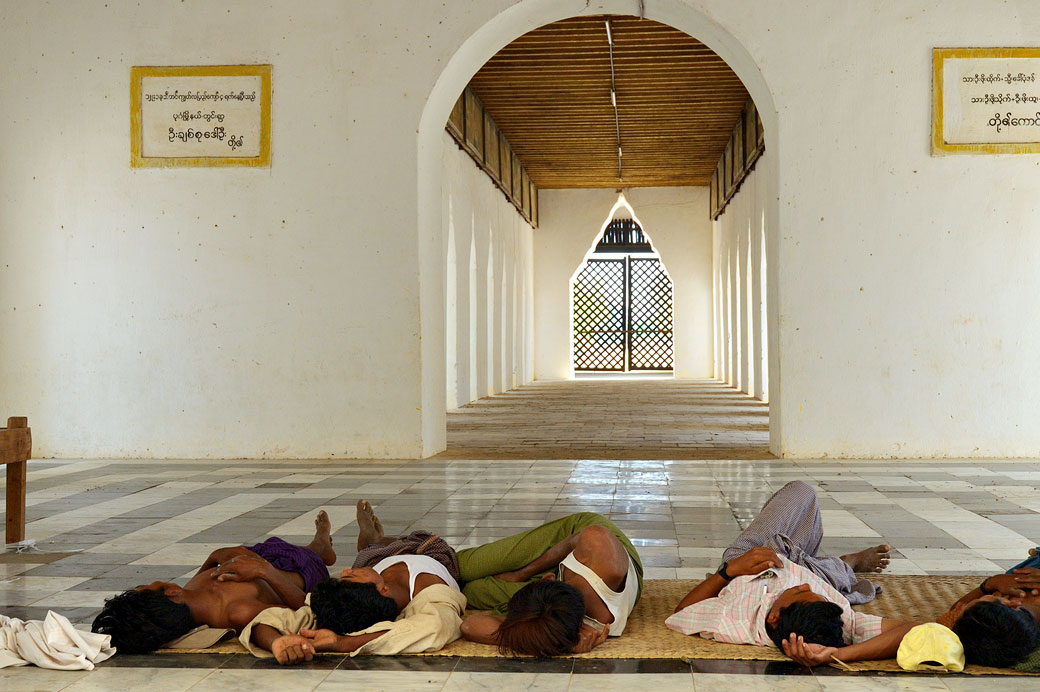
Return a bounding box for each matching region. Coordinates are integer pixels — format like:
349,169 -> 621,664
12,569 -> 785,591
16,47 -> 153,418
2,383 -> 1039,689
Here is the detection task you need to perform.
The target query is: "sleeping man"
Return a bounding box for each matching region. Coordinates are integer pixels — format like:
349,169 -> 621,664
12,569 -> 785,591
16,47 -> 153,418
240,500 -> 467,663
250,505 -> 642,661
457,512 -> 643,656
666,481 -> 919,667
937,550 -> 1040,668
91,511 -> 336,653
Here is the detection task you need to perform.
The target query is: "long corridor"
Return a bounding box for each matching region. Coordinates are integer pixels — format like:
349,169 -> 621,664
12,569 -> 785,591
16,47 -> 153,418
440,379 -> 771,460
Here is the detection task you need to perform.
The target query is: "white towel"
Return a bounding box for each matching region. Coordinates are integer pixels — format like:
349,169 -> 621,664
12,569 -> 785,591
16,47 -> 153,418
0,611 -> 114,670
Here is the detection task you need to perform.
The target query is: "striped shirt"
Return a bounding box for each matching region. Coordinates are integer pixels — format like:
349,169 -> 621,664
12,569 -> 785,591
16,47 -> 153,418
664,556 -> 883,646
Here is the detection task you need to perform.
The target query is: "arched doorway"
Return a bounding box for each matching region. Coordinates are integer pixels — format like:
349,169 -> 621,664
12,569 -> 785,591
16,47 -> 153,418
416,0 -> 781,457
571,208 -> 674,375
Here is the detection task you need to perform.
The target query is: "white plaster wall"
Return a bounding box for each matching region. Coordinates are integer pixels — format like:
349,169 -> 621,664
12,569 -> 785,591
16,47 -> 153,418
0,0 -> 475,458
3,0 -> 1040,459
715,159 -> 769,401
442,134 -> 534,409
534,187 -> 713,380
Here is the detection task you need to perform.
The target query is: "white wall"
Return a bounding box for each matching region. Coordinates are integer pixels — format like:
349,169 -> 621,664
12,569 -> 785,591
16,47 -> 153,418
442,134 -> 534,409
4,0 -> 1040,459
534,187 -> 713,380
714,159 -> 769,401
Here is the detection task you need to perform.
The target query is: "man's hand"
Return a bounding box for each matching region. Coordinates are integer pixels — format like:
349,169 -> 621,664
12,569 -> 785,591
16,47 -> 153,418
212,555 -> 272,583
570,622 -> 609,653
298,628 -> 341,653
492,570 -> 527,582
781,633 -> 838,667
983,570 -> 1040,598
727,547 -> 782,577
270,634 -> 314,665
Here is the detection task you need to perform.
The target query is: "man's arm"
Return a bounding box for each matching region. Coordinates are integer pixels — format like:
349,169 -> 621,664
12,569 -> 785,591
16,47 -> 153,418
460,614 -> 504,645
949,569 -> 1040,611
299,628 -> 388,654
250,624 -> 312,665
195,546 -> 259,576
493,535 -> 580,582
673,547 -> 782,612
782,619 -> 919,667
212,555 -> 307,609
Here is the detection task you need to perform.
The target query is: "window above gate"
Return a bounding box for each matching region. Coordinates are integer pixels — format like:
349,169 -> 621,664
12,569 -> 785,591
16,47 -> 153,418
594,218 -> 652,254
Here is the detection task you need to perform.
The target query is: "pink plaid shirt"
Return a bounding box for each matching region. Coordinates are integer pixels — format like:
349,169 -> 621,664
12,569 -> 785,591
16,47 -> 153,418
664,556 -> 883,646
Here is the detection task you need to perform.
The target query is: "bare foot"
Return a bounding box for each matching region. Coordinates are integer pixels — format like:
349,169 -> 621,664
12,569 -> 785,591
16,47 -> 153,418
307,510 -> 337,566
356,499 -> 385,551
841,544 -> 891,573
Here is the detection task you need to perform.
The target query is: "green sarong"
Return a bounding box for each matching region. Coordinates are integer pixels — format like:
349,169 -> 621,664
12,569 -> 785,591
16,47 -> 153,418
456,512 -> 643,614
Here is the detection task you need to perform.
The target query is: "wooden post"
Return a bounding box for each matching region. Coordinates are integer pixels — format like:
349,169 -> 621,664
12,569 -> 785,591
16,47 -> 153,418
2,416 -> 30,545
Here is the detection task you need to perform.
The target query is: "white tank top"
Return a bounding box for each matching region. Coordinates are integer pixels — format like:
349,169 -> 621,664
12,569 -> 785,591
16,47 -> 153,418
559,551 -> 640,636
371,554 -> 460,598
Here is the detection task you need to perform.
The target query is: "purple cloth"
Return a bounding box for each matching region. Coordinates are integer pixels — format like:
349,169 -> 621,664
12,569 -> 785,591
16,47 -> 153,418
247,537 -> 330,592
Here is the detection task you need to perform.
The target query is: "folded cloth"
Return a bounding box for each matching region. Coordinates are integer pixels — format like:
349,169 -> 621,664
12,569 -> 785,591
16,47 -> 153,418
0,611 -> 114,670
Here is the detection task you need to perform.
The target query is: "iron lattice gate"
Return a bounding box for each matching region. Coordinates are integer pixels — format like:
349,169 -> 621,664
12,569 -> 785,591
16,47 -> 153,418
572,257 -> 673,372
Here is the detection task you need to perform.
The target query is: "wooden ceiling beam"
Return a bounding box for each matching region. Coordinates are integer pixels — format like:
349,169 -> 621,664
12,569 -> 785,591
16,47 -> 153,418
464,14 -> 750,190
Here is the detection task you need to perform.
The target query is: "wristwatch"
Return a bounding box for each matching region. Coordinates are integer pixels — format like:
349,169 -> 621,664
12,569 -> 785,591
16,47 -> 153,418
979,577 -> 993,595
716,561 -> 733,581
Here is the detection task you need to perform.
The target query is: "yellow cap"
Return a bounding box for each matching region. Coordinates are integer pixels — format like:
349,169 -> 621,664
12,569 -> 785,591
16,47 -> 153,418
897,623 -> 965,672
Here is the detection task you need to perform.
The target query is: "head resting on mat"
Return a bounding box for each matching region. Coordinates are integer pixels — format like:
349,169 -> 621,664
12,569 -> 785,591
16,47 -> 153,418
496,579 -> 585,657
953,596 -> 1040,668
764,583 -> 845,650
92,583 -> 197,654
311,570 -> 400,634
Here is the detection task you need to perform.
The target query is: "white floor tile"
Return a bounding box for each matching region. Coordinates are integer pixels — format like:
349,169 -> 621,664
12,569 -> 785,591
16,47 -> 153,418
441,672 -> 570,691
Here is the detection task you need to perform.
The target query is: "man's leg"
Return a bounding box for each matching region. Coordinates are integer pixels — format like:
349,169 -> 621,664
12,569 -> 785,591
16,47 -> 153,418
722,481 -> 826,562
249,511 -> 336,592
356,499 -> 396,551
455,512 -> 641,612
720,481 -> 888,603
351,500 -> 461,581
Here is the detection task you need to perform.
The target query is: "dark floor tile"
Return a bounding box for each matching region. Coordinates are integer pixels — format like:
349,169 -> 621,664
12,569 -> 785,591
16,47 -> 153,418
21,562 -> 119,577
455,656 -> 574,673
99,653 -> 231,668
100,565 -> 197,579
219,652 -> 341,670
347,655 -> 460,672
572,658 -> 689,674
689,658 -> 811,675
71,578 -> 148,591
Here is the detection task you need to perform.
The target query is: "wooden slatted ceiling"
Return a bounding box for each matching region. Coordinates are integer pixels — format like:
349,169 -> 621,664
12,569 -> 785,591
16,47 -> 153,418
467,15 -> 749,189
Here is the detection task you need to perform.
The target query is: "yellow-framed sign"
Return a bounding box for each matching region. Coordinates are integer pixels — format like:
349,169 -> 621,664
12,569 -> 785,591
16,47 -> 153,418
933,48 -> 1040,155
131,65 -> 271,167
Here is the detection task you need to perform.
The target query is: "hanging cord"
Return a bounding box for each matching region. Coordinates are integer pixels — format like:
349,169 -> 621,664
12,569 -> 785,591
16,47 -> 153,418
606,19 -> 622,183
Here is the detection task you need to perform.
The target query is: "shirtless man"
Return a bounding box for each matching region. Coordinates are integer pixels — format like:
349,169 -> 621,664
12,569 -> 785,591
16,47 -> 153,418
457,513 -> 643,656
91,511 -> 336,654
243,500 -> 466,664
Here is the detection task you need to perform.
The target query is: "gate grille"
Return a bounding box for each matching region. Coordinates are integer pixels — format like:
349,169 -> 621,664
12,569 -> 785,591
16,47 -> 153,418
572,259 -> 626,371
572,256 -> 673,372
629,258 -> 674,371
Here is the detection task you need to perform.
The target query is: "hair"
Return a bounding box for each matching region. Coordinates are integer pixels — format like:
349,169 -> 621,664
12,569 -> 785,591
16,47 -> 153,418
91,588 -> 197,654
954,601 -> 1040,668
496,580 -> 585,657
310,577 -> 400,634
764,600 -> 845,651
